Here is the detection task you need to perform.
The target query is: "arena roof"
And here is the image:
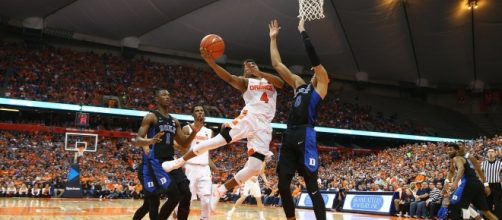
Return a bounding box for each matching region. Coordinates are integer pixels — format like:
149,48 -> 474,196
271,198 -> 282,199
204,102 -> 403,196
1,0 -> 501,87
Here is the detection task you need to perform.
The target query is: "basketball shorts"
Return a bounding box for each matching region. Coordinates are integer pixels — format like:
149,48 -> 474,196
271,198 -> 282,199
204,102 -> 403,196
228,110 -> 273,159
184,163 -> 212,200
138,153 -> 172,195
277,126 -> 319,177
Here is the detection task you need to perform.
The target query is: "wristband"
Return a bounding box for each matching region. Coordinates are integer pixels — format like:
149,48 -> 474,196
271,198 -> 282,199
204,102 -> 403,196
484,182 -> 489,187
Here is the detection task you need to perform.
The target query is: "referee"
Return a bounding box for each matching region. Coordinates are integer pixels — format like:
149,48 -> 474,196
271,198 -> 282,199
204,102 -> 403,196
481,148 -> 502,218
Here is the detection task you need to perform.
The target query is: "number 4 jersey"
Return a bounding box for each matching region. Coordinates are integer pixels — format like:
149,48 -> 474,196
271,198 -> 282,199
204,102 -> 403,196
242,78 -> 277,122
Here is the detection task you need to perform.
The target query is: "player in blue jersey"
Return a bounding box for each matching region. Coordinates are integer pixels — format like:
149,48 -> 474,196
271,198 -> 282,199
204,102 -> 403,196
133,89 -> 202,220
269,19 -> 330,220
446,143 -> 497,220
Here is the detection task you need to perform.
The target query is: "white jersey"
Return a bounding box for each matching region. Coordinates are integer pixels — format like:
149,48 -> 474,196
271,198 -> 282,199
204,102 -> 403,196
187,126 -> 213,165
242,78 -> 277,122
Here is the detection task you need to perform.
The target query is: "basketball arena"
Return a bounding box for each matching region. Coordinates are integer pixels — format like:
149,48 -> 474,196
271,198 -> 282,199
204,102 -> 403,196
1,0 -> 502,219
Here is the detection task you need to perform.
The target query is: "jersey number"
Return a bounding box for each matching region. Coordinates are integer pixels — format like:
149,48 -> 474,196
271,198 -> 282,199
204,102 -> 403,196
165,133 -> 171,144
260,92 -> 269,103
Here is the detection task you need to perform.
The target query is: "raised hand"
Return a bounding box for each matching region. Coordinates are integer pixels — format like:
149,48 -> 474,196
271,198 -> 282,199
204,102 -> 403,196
200,47 -> 215,64
269,19 -> 281,39
191,118 -> 204,133
298,18 -> 306,33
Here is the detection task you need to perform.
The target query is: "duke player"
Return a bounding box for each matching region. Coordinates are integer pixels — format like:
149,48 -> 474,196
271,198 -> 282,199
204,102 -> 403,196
269,19 -> 330,220
178,105 -> 218,220
162,47 -> 284,203
446,143 -> 498,220
133,89 -> 202,220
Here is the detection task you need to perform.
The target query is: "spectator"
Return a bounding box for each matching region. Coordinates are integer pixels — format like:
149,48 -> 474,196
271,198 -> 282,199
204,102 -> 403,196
397,187 -> 415,217
427,182 -> 442,219
410,181 -> 430,218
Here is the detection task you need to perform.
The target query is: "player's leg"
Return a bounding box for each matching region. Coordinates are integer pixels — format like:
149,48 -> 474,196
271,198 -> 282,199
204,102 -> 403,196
217,156 -> 263,197
471,184 -> 498,220
449,177 -> 470,220
162,114 -> 252,172
197,166 -> 212,220
133,163 -> 150,220
300,127 -> 325,220
133,195 -> 150,220
136,157 -> 163,220
158,169 -> 192,220
251,182 -> 265,220
216,123 -> 270,197
277,130 -> 298,220
228,187 -> 248,217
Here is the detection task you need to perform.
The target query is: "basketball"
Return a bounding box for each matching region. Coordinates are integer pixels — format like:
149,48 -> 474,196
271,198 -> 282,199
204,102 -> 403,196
200,34 -> 225,59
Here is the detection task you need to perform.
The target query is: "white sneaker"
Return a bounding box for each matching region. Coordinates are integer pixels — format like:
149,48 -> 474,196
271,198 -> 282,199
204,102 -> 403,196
162,158 -> 185,172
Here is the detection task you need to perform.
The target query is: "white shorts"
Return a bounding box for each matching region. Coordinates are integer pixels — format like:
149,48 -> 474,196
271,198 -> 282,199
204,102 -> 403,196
184,163 -> 212,200
242,179 -> 261,198
229,111 -> 273,159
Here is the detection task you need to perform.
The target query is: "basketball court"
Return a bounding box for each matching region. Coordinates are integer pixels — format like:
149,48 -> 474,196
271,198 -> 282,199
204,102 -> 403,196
0,198 -> 401,220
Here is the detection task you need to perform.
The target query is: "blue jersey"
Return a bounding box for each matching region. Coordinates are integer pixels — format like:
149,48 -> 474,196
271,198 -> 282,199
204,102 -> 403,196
287,83 -> 322,127
148,111 -> 176,159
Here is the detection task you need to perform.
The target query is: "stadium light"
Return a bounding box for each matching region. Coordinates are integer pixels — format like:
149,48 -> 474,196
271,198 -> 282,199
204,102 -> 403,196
467,0 -> 478,9
0,98 -> 466,142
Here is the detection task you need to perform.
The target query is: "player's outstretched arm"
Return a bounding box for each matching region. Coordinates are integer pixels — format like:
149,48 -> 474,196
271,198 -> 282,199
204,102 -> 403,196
298,19 -> 330,99
269,19 -> 305,90
200,47 -> 247,93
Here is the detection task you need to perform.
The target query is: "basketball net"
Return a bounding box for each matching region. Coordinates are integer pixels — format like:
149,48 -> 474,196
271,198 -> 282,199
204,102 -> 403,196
73,146 -> 85,164
298,0 -> 325,21
77,146 -> 85,157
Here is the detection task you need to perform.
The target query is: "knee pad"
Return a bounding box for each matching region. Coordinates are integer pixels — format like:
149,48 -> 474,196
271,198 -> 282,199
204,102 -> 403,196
220,127 -> 232,143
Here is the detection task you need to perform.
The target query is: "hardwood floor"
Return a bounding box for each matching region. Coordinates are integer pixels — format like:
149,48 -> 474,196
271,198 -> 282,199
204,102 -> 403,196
0,198 -> 402,220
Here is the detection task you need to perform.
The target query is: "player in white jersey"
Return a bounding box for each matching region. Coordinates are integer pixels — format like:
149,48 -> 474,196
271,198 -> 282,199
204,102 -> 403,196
163,48 -> 284,204
227,162 -> 269,220
172,105 -> 218,220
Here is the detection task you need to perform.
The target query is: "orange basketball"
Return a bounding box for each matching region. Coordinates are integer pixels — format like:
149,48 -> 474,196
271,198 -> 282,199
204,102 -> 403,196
200,34 -> 225,59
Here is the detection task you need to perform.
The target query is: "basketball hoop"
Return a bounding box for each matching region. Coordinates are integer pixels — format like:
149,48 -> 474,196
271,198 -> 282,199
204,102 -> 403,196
298,0 -> 325,21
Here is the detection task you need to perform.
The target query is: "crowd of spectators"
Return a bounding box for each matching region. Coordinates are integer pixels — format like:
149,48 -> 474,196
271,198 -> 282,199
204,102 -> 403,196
0,41 -> 426,134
